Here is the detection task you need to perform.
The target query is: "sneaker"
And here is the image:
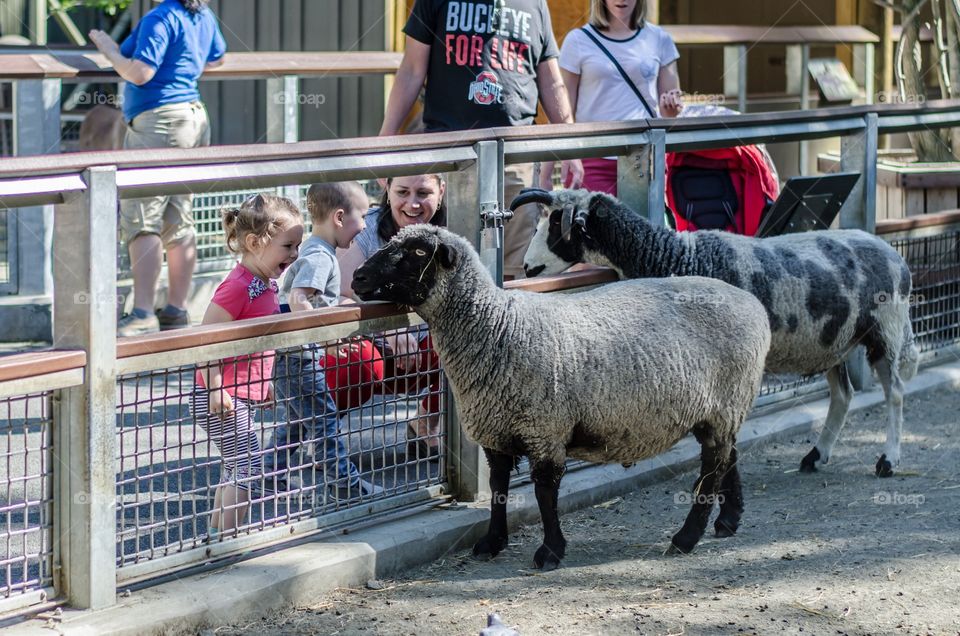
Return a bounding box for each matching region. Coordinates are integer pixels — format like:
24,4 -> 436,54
155,307 -> 190,331
117,312 -> 160,337
331,478 -> 384,501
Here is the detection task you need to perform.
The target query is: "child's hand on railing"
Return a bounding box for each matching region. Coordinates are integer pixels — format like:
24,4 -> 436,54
385,332 -> 421,372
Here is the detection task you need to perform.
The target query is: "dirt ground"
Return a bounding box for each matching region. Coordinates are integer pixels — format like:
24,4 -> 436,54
213,385 -> 960,636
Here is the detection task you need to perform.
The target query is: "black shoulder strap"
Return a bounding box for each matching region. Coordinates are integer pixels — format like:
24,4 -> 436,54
578,27 -> 657,118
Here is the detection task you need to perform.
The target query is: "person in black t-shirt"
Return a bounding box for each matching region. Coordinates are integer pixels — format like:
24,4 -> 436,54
379,0 -> 584,279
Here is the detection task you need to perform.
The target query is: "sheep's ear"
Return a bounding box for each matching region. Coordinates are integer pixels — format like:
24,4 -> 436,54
437,241 -> 459,269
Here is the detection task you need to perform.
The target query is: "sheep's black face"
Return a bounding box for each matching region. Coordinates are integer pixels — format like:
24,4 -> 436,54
523,207 -> 585,277
352,235 -> 457,306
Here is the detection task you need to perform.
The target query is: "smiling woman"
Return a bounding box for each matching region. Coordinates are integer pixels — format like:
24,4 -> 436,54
336,174 -> 448,459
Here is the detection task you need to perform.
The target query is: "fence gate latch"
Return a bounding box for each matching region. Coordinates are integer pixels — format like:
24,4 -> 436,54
480,200 -> 512,249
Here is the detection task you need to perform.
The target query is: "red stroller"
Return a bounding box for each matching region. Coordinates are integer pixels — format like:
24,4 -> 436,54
665,105 -> 780,237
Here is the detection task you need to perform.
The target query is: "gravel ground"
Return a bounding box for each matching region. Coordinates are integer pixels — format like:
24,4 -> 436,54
213,384 -> 960,636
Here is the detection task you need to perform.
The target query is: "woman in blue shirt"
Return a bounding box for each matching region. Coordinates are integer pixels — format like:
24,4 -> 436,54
90,0 -> 227,337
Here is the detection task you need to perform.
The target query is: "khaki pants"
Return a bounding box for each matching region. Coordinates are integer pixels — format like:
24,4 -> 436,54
119,101 -> 211,245
502,163 -> 538,278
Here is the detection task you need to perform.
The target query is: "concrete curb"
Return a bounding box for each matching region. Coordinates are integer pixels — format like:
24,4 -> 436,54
11,360 -> 960,636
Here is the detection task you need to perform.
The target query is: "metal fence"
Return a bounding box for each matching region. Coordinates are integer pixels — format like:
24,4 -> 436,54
889,229 -> 960,353
113,326 -> 446,578
0,393 -> 54,605
0,102 -> 958,615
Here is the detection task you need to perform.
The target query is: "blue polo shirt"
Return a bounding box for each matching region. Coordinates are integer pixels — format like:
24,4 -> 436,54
120,0 -> 227,121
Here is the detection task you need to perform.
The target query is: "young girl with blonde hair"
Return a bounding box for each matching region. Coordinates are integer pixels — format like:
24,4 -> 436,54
192,193 -> 303,537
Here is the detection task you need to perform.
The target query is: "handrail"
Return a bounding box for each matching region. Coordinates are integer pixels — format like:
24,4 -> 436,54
0,30 -> 880,82
115,268 -> 620,360
0,144 -> 480,207
0,101 -> 958,208
0,350 -> 86,382
664,24 -> 879,45
3,100 -> 958,177
0,101 -> 955,176
876,210 -> 960,235
0,51 -> 403,81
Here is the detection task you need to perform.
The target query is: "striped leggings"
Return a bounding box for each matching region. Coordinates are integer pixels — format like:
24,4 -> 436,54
190,387 -> 262,488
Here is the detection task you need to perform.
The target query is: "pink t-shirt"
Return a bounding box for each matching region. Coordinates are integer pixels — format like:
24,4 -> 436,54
195,264 -> 280,401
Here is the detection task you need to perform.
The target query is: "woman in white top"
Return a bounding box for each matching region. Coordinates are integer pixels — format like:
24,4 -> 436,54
541,0 -> 683,195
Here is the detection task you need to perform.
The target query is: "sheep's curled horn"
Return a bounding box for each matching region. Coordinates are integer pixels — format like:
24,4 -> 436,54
510,188 -> 581,241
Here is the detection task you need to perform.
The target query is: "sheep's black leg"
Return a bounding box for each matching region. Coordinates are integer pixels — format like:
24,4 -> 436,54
671,425 -> 728,554
801,364 -> 853,473
714,446 -> 744,538
530,459 -> 567,571
472,448 -> 515,561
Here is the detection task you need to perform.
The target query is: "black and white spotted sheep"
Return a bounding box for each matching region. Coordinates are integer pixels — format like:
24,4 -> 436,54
515,188 -> 920,478
352,225 -> 771,570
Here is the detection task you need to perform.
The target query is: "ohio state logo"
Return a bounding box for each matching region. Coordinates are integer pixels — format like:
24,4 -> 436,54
467,71 -> 504,105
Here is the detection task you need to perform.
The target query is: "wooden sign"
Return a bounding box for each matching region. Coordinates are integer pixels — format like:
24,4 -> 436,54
808,58 -> 860,103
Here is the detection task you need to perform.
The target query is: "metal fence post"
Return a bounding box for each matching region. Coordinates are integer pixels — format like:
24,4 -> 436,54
617,129 -> 664,226
52,166 -> 119,609
442,140 -> 500,502
723,45 -> 747,114
266,75 -> 300,143
839,112 -> 879,390
798,44 -> 811,175
266,76 -> 301,201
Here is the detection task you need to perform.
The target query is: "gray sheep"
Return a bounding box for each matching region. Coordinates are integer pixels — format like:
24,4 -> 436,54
515,188 -> 920,477
352,225 -> 771,569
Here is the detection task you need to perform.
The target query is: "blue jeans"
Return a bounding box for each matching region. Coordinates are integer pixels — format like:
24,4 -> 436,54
267,351 -> 359,485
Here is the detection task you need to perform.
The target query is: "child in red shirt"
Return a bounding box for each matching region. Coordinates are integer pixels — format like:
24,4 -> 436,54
192,193 -> 304,537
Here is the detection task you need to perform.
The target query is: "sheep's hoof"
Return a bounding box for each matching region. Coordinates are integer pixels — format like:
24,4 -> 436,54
799,447 -> 821,473
714,517 -> 738,538
472,534 -> 508,561
533,545 -> 563,571
875,455 -> 895,478
668,531 -> 699,554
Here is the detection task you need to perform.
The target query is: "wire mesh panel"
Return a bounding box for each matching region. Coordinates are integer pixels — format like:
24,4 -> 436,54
0,393 -> 54,601
759,372 -> 824,398
888,229 -> 960,352
115,326 -> 447,569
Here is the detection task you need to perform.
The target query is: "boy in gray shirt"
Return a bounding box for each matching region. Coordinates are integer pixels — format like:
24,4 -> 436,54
268,182 -> 381,500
